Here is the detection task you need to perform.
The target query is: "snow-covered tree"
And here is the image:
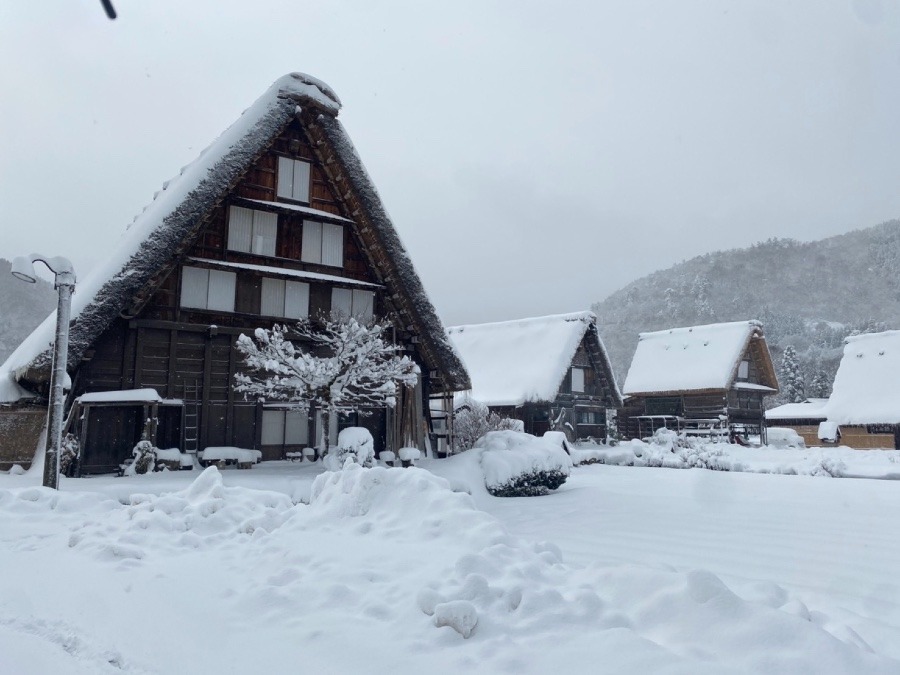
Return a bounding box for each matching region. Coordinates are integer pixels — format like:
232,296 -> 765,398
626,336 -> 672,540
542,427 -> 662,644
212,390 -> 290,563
780,345 -> 805,403
453,397 -> 519,452
235,317 -> 420,455
808,369 -> 831,399
691,274 -> 714,320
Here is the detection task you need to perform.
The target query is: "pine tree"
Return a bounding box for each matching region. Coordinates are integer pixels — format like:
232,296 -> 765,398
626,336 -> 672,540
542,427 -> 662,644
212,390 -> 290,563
808,369 -> 831,399
780,346 -> 805,403
234,317 -> 420,455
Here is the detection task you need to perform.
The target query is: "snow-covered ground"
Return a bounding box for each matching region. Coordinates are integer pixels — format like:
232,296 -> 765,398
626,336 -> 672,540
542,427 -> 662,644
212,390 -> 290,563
1,453 -> 899,673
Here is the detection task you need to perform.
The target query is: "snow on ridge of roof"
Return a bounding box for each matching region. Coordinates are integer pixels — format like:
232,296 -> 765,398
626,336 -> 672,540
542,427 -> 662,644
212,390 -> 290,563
446,311 -> 615,407
822,329 -> 900,425
0,74 -> 340,391
765,398 -> 829,421
623,320 -> 764,395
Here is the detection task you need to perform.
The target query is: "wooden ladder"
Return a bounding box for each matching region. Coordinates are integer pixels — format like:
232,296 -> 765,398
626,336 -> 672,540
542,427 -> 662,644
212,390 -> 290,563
182,380 -> 201,455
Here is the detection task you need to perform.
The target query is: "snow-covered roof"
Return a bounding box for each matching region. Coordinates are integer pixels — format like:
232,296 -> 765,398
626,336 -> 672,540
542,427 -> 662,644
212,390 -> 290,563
0,371 -> 37,404
765,398 -> 829,421
1,72 -> 469,398
77,389 -> 182,405
446,312 -> 622,408
822,330 -> 900,425
187,258 -> 382,288
623,320 -> 776,396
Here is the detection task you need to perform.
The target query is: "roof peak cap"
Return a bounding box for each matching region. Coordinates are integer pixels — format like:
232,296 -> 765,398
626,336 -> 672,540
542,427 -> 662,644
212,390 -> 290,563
275,72 -> 342,113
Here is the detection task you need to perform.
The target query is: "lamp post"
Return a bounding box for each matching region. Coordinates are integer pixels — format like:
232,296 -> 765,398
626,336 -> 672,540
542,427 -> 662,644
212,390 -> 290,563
11,254 -> 76,490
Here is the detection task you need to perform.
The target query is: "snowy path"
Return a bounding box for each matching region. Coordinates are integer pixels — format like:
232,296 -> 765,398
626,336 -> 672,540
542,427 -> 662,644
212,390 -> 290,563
479,464 -> 900,660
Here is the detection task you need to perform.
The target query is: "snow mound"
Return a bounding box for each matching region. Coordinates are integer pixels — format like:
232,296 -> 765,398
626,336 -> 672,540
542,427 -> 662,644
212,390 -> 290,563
65,467 -> 295,559
306,464 -> 504,546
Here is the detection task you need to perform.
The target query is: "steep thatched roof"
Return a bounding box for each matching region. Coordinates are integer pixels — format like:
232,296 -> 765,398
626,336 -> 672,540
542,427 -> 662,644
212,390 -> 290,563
447,311 -> 623,408
623,320 -> 779,397
1,73 -> 469,399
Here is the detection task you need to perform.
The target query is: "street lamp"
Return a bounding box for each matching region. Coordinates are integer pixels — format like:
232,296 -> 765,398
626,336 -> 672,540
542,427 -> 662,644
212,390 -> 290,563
11,254 -> 76,490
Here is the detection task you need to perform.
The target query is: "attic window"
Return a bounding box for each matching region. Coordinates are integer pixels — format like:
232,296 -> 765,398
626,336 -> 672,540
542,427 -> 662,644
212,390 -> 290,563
738,360 -> 749,379
227,206 -> 277,256
301,221 -> 343,267
180,266 -> 236,312
571,367 -> 585,393
277,157 -> 311,203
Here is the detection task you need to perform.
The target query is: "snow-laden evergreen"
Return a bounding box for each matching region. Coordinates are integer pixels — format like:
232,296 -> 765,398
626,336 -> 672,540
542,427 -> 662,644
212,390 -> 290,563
780,345 -> 805,403
235,317 -> 419,453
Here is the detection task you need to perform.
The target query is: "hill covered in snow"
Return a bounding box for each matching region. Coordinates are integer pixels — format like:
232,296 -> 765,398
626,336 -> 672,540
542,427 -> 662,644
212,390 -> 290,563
0,258 -> 56,364
592,219 -> 900,403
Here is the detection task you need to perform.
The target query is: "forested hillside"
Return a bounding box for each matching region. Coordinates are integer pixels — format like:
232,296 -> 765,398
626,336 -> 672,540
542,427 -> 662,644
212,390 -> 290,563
0,258 -> 57,364
593,219 -> 900,405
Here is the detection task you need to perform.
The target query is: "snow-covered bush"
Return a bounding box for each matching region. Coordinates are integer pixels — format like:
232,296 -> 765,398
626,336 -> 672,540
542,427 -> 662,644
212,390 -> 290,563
476,431 -> 571,497
379,450 -> 396,466
453,398 -> 521,452
59,433 -> 80,477
125,440 -> 157,476
324,427 -> 375,471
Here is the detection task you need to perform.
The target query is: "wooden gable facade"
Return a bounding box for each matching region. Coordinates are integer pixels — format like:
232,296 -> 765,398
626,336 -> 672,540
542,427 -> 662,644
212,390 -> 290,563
447,312 -> 623,443
619,321 -> 779,443
0,74 -> 469,474
502,335 -> 621,441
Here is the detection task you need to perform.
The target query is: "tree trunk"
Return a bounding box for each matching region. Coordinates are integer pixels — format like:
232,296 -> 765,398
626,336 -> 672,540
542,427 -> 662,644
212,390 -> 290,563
321,408 -> 331,456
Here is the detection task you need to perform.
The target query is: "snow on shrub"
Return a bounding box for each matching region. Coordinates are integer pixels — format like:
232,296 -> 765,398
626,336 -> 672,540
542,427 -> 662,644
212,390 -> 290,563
323,427 -> 375,471
124,440 -> 157,476
475,431 -> 571,497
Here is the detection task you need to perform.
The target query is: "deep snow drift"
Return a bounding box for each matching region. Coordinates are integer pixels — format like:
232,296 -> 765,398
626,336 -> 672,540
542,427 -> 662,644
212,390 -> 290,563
1,461 -> 899,673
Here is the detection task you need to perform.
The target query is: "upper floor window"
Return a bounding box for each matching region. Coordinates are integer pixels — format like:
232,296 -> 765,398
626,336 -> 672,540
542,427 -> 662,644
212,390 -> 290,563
260,278 -> 310,320
228,206 -> 277,256
302,221 -> 343,267
180,266 -> 235,312
571,367 -> 585,393
738,359 -> 750,379
331,288 -> 374,322
277,157 -> 311,202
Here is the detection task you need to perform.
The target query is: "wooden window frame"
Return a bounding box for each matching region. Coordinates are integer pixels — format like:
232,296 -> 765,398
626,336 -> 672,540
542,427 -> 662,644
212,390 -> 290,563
227,206 -> 278,257
276,156 -> 311,203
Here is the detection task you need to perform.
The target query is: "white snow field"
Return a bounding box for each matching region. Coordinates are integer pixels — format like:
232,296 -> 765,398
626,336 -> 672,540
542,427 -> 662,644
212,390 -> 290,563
1,457 -> 899,674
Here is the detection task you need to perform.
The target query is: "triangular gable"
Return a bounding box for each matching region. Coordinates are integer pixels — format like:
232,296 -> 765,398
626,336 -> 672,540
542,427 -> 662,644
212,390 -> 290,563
447,311 -> 622,407
623,320 -> 778,396
2,73 -> 469,396
822,330 -> 900,425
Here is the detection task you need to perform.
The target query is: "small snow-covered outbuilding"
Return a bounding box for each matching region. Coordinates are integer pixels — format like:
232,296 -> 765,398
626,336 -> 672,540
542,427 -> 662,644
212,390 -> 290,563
817,330 -> 900,449
0,73 -> 469,473
620,320 -> 779,442
446,312 -> 622,441
764,398 -> 829,448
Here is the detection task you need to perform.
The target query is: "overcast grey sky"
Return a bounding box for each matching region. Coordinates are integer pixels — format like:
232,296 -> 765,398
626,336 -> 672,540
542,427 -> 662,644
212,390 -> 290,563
1,1 -> 898,325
